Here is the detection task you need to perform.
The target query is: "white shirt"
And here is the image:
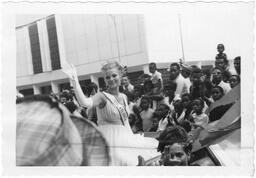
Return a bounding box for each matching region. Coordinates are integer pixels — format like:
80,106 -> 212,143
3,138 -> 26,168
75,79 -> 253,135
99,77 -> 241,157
218,80 -> 231,94
125,84 -> 134,93
157,117 -> 169,132
173,74 -> 190,97
140,108 -> 154,131
151,70 -> 163,85
192,113 -> 209,129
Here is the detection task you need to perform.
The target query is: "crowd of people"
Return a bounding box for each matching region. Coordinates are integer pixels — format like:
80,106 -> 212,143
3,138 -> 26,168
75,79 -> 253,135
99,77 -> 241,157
16,43 -> 241,166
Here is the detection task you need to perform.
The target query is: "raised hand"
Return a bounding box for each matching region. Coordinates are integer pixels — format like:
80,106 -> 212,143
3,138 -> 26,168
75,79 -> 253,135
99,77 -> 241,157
62,61 -> 78,81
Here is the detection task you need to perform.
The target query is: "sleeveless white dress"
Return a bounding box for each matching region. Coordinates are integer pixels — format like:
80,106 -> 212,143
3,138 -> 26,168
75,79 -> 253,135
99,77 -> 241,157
96,92 -> 160,166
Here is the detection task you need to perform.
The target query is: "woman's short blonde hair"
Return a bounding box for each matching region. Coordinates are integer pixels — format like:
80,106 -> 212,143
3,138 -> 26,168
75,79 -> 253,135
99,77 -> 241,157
101,61 -> 124,75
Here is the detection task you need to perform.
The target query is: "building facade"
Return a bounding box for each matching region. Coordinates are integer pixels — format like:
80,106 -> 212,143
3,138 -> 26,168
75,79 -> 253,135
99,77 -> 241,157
16,14 -> 217,96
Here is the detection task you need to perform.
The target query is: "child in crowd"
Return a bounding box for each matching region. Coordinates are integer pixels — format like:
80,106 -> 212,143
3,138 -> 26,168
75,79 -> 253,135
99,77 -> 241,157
208,86 -> 234,123
170,99 -> 184,125
181,93 -> 193,121
149,62 -> 163,95
128,113 -> 143,134
154,104 -> 171,132
229,75 -> 240,88
211,86 -> 224,102
189,98 -> 209,140
139,96 -> 154,132
143,79 -> 163,110
162,81 -> 178,110
216,44 -> 227,63
148,118 -> 159,132
129,85 -> 144,112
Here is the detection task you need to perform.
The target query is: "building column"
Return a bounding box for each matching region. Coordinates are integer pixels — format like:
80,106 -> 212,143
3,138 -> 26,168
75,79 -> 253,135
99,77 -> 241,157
24,27 -> 34,75
38,19 -> 52,72
33,85 -> 41,95
142,64 -> 150,74
55,14 -> 67,68
51,81 -> 60,93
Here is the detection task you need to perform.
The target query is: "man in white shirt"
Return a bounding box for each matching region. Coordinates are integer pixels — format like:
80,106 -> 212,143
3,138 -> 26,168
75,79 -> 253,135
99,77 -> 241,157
212,67 -> 231,94
169,63 -> 190,98
149,62 -> 163,94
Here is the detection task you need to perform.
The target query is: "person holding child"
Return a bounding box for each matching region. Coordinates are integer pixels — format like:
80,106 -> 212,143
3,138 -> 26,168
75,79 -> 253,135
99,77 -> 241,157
188,98 -> 209,140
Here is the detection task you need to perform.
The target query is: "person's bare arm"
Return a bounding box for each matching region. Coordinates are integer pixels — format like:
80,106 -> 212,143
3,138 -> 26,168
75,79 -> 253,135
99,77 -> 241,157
62,62 -> 106,108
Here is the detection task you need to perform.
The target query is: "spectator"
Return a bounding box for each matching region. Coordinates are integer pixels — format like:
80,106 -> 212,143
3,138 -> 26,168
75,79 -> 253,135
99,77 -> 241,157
149,62 -> 163,94
154,104 -> 170,132
59,92 -> 72,104
229,75 -> 240,89
143,79 -> 154,96
181,93 -> 193,121
222,70 -> 231,83
189,67 -> 205,100
162,81 -> 178,110
148,118 -> 159,132
208,87 -> 234,123
211,67 -> 231,94
215,44 -> 231,81
211,86 -> 224,102
140,96 -> 154,132
129,85 -> 144,111
215,43 -> 227,61
189,98 -> 209,141
128,113 -> 143,134
233,56 -> 241,75
169,63 -> 190,97
121,75 -> 134,93
16,95 -> 110,166
170,99 -> 184,125
138,126 -> 193,166
180,64 -> 192,90
64,101 -> 83,118
157,126 -> 192,166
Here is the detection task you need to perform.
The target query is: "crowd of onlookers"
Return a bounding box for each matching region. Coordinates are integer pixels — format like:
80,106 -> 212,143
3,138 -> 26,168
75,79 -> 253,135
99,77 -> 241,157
16,43 -> 241,166
17,43 -> 241,137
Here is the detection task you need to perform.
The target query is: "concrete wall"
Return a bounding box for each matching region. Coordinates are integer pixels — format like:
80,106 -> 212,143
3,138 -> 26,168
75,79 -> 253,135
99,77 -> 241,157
16,14 -> 148,94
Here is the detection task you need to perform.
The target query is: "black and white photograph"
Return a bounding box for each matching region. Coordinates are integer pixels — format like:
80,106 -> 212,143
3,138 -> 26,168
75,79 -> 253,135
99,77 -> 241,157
1,0 -> 254,176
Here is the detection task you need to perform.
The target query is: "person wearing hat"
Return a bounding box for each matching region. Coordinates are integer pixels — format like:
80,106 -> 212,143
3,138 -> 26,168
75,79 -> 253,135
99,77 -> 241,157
16,95 -> 110,166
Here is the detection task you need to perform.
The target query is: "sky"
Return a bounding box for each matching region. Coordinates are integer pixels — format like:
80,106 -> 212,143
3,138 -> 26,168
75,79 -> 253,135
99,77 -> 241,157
143,2 -> 254,63
15,2 -> 254,64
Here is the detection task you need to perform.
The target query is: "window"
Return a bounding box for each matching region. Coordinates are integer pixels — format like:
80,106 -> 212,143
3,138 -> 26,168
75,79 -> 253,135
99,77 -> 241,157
19,88 -> 34,96
127,71 -> 144,86
46,16 -> 61,70
40,85 -> 52,94
28,23 -> 43,74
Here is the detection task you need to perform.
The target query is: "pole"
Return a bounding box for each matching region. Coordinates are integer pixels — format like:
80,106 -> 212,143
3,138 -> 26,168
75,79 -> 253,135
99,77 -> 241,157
109,15 -> 121,62
178,14 -> 185,63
